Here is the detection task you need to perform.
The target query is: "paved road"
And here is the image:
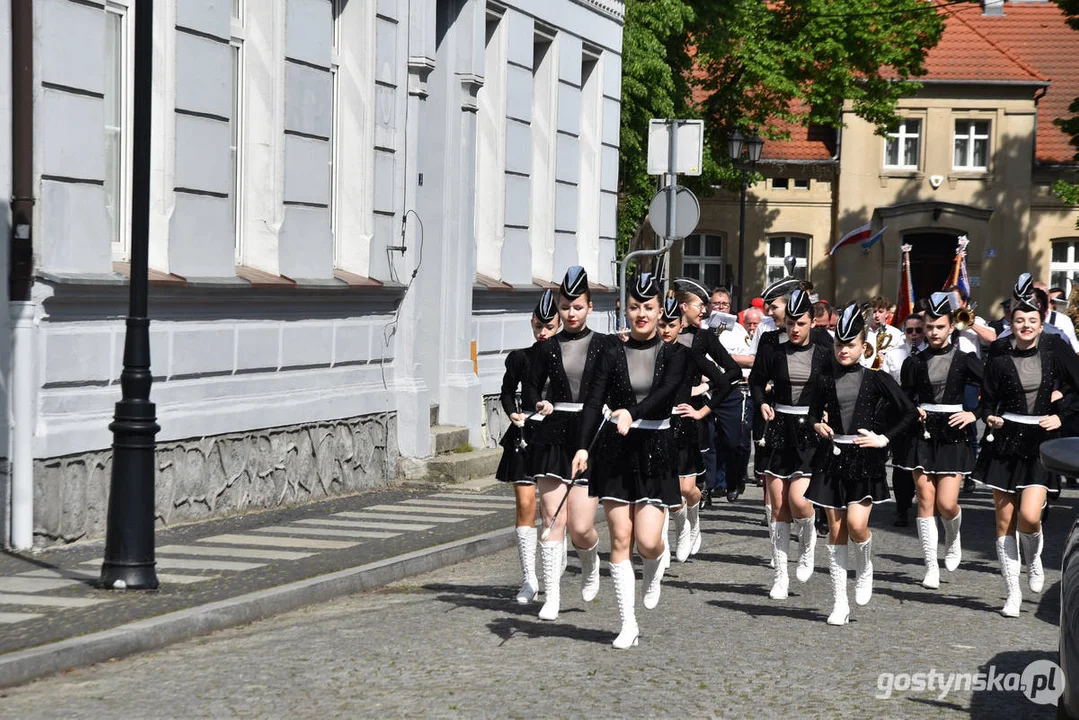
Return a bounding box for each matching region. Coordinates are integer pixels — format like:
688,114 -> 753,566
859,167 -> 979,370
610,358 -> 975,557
0,486 -> 1067,718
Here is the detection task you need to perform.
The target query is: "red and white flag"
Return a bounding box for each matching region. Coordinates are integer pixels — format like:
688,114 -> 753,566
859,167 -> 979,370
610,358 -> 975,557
829,222 -> 873,256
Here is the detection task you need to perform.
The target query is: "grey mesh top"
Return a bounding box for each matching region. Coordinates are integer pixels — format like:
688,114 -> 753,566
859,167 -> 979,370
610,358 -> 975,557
926,345 -> 954,403
626,342 -> 660,404
1012,352 -> 1042,414
559,332 -> 591,402
836,367 -> 863,433
676,333 -> 693,348
786,344 -> 814,404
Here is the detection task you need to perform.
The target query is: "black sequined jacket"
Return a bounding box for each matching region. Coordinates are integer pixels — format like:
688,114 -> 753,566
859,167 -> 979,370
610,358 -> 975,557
978,336 -> 1079,458
899,344 -> 983,444
748,340 -> 831,407
680,325 -> 743,411
809,361 -> 917,441
523,328 -> 613,447
499,346 -> 537,418
578,335 -> 686,450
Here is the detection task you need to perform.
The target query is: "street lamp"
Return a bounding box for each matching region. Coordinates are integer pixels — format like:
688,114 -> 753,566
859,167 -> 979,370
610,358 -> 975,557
100,0 -> 159,590
728,130 -> 764,311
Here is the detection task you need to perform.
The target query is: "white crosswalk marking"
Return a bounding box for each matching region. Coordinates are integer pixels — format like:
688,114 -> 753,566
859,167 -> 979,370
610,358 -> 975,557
335,511 -> 464,524
83,557 -> 264,572
198,534 -> 359,550
252,526 -> 398,540
295,519 -> 435,532
0,593 -> 107,608
158,574 -> 217,585
158,545 -> 315,561
0,577 -> 80,593
368,504 -> 494,516
429,493 -> 518,505
0,612 -> 43,624
19,569 -> 98,582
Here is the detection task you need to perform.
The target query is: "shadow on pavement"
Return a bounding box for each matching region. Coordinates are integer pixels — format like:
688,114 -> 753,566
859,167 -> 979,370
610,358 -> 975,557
486,617 -> 612,646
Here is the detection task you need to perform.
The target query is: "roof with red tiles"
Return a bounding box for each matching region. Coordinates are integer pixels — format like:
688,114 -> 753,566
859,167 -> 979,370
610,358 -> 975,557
744,1 -> 1078,165
959,2 -> 1079,164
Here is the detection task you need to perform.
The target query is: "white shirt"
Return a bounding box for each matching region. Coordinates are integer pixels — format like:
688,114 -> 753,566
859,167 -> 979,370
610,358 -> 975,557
861,324 -> 904,369
748,316 -> 779,355
883,339 -> 926,382
1050,310 -> 1079,352
717,324 -> 753,379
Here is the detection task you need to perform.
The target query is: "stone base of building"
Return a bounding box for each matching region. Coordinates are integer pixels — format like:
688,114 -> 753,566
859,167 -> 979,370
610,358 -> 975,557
32,413 -> 399,548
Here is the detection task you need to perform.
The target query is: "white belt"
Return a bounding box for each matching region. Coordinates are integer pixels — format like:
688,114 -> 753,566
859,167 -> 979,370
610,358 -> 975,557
627,418 -> 671,431
553,403 -> 583,412
920,403 -> 963,413
832,434 -> 860,444
1001,412 -> 1042,425
775,404 -> 809,416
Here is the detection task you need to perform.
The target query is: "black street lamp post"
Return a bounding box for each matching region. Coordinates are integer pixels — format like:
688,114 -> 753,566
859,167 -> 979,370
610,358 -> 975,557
728,130 -> 764,312
100,0 -> 159,590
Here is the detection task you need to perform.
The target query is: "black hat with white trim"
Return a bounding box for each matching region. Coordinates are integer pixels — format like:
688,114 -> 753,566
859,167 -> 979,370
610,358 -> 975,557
672,277 -> 710,304
560,265 -> 589,299
762,276 -> 801,303
787,288 -> 812,319
629,272 -> 661,302
1013,272 -> 1040,313
926,292 -> 952,319
835,303 -> 866,342
661,295 -> 682,321
534,288 -> 557,322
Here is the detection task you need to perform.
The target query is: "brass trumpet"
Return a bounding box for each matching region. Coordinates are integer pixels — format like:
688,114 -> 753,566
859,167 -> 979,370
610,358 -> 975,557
870,329 -> 892,371
954,306 -> 975,332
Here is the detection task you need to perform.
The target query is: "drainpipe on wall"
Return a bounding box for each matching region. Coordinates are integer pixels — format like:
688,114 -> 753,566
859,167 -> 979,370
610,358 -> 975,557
9,0 -> 35,550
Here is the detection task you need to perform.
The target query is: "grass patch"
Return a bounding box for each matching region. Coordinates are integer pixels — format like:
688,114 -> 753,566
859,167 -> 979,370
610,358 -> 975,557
453,442 -> 475,454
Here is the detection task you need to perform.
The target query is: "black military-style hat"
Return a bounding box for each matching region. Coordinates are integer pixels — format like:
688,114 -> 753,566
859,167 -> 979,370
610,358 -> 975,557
534,288 -> 557,322
661,295 -> 682,321
560,265 -> 588,299
926,292 -> 952,319
672,277 -> 710,304
787,288 -> 812,319
629,272 -> 661,302
1012,273 -> 1039,313
835,303 -> 866,342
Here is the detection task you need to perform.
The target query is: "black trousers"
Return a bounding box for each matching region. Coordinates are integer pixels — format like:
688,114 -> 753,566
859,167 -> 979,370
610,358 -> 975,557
892,468 -> 915,514
713,387 -> 753,492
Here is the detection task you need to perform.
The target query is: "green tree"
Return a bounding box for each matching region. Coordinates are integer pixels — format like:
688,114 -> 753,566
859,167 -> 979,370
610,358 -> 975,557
618,0 -> 948,254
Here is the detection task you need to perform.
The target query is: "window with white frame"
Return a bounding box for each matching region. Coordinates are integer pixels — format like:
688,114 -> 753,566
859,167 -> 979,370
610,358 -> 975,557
1051,239 -> 1079,294
766,234 -> 810,285
953,119 -> 990,170
105,0 -> 133,261
230,0 -> 245,261
682,233 -> 724,290
883,118 -> 921,170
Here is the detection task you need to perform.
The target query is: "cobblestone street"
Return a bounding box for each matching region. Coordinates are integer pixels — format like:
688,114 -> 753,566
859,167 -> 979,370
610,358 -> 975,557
0,486 -> 1065,718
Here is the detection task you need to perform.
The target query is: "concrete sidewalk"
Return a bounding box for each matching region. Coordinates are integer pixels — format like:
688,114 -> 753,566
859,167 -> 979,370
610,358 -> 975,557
0,478 -> 525,688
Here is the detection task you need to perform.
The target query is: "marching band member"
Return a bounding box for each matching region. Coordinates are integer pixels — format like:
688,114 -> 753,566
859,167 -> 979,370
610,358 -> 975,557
571,273 -> 686,648
495,290 -> 560,604
896,292 -> 982,589
672,279 -> 742,558
861,296 -> 904,370
525,266 -> 609,621
973,274 -> 1079,617
806,305 -> 917,624
749,288 -> 832,598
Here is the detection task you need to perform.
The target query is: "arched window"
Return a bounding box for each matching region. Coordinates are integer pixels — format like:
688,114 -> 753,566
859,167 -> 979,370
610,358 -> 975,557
682,233 -> 725,289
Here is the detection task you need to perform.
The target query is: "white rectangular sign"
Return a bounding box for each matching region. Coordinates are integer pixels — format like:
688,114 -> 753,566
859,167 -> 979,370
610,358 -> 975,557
647,119 -> 704,176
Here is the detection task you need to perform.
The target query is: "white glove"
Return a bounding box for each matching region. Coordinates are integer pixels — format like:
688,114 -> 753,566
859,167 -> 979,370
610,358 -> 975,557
854,428 -> 889,449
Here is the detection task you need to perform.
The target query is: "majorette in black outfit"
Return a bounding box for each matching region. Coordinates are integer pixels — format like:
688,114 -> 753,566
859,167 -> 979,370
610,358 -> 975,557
897,292 -> 982,590
524,266 -> 609,623
670,278 -> 742,562
973,274 -> 1079,617
805,304 -> 917,624
748,288 -> 831,599
494,288 -> 560,605
573,272 -> 686,648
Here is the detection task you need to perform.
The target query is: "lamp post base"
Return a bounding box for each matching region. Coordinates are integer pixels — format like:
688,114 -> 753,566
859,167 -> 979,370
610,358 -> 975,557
99,561 -> 159,590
